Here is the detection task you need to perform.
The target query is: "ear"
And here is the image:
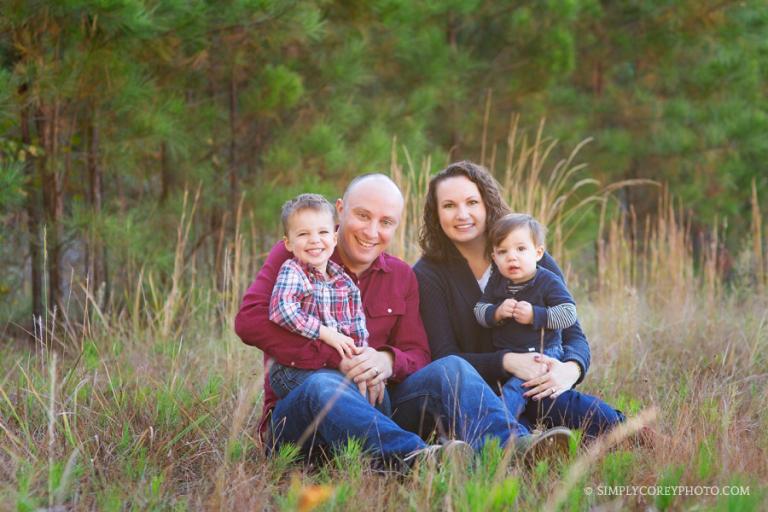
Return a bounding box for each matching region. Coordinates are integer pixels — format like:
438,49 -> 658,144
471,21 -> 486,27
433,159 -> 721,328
535,245 -> 545,261
335,198 -> 344,217
283,236 -> 293,253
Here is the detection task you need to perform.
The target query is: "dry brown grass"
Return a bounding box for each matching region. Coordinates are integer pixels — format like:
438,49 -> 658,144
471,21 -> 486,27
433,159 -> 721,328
1,124 -> 766,510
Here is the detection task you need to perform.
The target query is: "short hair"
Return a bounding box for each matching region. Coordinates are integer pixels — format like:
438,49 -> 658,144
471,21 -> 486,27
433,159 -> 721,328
488,213 -> 547,254
419,161 -> 511,262
280,193 -> 336,235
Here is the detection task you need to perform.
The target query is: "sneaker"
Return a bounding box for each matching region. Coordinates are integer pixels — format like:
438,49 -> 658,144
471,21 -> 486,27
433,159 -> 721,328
514,427 -> 573,467
402,439 -> 474,468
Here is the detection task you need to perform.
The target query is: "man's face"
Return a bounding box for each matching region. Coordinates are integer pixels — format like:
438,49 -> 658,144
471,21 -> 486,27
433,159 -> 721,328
335,178 -> 403,275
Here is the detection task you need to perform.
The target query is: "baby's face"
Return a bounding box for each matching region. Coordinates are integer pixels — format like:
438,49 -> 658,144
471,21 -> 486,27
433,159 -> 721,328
284,208 -> 337,270
491,226 -> 544,284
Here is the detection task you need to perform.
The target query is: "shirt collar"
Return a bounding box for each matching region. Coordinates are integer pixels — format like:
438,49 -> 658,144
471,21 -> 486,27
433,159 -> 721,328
330,249 -> 391,279
293,257 -> 341,280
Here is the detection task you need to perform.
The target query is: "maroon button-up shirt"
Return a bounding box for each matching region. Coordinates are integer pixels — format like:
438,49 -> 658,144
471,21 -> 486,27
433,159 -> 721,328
234,241 -> 431,436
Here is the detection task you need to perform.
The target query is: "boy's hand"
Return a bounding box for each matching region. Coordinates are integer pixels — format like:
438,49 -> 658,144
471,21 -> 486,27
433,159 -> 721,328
512,301 -> 534,325
318,325 -> 358,359
494,298 -> 517,323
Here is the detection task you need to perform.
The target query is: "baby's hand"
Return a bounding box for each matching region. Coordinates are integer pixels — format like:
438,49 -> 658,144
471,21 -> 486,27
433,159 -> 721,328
494,298 -> 517,323
512,301 -> 534,325
319,326 -> 357,359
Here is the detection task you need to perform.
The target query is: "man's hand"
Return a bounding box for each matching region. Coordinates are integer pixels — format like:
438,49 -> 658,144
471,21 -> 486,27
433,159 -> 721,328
318,325 -> 357,359
493,298 -> 517,323
339,347 -> 394,396
367,380 -> 386,406
511,300 -> 533,325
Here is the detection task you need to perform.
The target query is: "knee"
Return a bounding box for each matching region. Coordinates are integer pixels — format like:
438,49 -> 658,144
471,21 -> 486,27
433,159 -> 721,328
434,355 -> 475,377
300,370 -> 352,404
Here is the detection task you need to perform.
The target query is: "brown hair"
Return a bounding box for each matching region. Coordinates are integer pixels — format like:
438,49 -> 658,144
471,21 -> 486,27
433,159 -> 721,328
419,161 -> 510,262
488,213 -> 547,254
280,193 -> 336,235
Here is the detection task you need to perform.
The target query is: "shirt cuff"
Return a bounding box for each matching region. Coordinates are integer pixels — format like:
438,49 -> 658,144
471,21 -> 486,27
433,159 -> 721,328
532,305 -> 548,330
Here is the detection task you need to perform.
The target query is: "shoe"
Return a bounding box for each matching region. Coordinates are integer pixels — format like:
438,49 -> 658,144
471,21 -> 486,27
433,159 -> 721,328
514,427 -> 573,467
402,439 -> 474,468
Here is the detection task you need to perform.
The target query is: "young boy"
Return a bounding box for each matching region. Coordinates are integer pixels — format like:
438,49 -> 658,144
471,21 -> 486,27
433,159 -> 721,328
268,193 -> 369,399
473,213 -> 577,418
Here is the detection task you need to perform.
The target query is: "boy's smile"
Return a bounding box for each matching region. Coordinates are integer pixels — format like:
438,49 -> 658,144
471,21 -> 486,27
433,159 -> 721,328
283,209 -> 337,274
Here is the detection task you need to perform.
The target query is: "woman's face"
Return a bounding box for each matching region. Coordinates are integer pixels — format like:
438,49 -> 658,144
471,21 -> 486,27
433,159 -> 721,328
435,175 -> 487,245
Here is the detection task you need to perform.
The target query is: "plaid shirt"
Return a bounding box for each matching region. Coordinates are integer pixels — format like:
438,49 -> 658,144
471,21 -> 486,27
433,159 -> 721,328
268,257 -> 368,346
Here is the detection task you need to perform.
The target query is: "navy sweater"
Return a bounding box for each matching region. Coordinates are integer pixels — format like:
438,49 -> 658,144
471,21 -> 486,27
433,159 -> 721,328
476,264 -> 575,353
413,251 -> 590,387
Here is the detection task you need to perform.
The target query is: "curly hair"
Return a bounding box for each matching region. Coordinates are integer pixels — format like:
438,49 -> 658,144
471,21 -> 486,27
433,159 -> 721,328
419,161 -> 510,262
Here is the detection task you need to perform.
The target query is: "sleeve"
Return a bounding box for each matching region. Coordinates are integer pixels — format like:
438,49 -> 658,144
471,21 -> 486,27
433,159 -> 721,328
531,272 -> 577,330
473,269 -> 502,327
384,269 -> 432,383
348,285 -> 369,347
268,261 -> 322,340
414,262 -> 510,385
234,241 -> 342,369
537,253 -> 590,383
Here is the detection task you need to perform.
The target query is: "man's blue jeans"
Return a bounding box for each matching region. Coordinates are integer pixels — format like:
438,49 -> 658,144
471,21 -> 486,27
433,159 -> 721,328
270,355 -> 624,458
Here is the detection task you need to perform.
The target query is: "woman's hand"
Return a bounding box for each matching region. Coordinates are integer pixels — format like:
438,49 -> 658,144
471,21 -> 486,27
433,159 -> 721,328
339,347 -> 393,395
522,355 -> 581,400
502,351 -> 548,381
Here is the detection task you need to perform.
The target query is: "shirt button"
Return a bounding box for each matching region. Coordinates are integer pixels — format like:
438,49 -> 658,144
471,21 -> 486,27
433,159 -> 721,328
387,308 -> 392,314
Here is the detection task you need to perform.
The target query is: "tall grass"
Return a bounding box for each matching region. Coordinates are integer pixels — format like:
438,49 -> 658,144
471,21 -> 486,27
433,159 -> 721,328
2,123 -> 767,510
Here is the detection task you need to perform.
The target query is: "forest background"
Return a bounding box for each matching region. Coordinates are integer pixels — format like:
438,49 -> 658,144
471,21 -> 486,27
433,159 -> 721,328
1,1 -> 767,510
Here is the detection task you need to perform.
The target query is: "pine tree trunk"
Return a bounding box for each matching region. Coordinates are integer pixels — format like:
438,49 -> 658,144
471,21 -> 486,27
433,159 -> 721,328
87,115 -> 106,305
228,72 -> 238,228
20,88 -> 44,320
35,101 -> 65,312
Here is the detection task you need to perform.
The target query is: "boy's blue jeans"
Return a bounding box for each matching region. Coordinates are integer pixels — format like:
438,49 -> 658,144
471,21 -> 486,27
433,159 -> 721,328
502,345 -> 564,422
269,355 -> 624,460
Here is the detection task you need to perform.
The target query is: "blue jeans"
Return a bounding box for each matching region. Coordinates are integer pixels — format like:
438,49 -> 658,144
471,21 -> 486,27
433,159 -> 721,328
269,355 -> 624,459
270,356 -> 534,459
502,345 -> 564,422
270,362 -> 391,415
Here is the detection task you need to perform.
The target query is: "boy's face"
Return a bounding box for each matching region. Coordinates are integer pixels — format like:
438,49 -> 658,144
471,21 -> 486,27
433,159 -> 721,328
491,226 -> 544,284
283,208 -> 337,271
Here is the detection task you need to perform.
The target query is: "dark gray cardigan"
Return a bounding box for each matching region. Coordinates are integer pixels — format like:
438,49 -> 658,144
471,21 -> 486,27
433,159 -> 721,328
413,251 -> 590,388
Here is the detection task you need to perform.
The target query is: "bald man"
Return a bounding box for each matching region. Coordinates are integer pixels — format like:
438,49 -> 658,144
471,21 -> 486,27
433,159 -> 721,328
235,174 -> 572,466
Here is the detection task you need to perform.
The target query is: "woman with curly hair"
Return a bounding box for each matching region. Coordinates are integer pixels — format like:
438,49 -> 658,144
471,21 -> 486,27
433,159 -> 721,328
413,161 -> 625,438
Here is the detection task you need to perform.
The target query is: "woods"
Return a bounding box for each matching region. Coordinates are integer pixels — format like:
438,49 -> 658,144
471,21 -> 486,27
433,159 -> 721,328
2,1 -> 767,325
1,2 -> 768,510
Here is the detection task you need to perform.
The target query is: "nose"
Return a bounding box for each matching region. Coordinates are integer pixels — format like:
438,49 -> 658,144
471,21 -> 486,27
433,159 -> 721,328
362,221 -> 378,240
456,204 -> 469,219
